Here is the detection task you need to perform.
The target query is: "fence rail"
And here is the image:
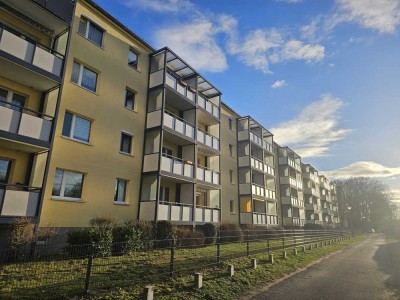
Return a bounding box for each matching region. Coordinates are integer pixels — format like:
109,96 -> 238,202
0,229 -> 349,299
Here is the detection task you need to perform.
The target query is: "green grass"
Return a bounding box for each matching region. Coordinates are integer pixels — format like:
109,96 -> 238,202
0,236 -> 364,299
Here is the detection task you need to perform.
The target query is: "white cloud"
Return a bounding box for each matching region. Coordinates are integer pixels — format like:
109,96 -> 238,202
271,94 -> 351,157
280,40 -> 325,62
391,189 -> 400,201
324,161 -> 400,179
271,80 -> 287,88
123,0 -> 194,13
276,0 -> 304,3
154,18 -> 228,72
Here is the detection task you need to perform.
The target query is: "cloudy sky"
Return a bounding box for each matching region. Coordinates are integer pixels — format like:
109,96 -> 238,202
96,0 -> 400,200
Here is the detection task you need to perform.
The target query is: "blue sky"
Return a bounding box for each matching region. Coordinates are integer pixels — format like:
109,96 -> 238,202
96,0 -> 400,199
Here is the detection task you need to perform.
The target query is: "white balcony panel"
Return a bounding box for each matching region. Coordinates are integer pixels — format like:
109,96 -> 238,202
239,183 -> 251,194
143,153 -> 159,172
182,206 -> 191,221
184,164 -> 193,177
170,205 -> 181,221
19,113 -> 51,141
0,30 -> 35,63
195,208 -> 203,222
173,160 -> 183,175
204,209 -> 212,222
0,190 -> 39,217
32,46 -> 63,76
139,201 -> 156,221
149,69 -> 164,88
146,110 -> 162,128
237,130 -> 249,141
213,209 -> 220,222
157,204 -> 169,220
238,156 -> 250,167
0,105 -> 20,133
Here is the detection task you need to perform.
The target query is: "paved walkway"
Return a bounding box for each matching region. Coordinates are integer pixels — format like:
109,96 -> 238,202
248,234 -> 400,300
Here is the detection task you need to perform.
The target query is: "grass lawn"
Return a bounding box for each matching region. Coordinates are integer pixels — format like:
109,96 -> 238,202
0,235 -> 363,299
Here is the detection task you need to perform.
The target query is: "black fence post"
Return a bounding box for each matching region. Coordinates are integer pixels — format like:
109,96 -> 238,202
267,237 -> 270,254
169,244 -> 175,278
84,243 -> 94,295
282,230 -> 285,251
246,229 -> 250,256
217,230 -> 221,263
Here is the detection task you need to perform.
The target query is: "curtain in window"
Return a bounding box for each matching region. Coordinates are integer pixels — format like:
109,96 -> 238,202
81,67 -> 97,92
71,62 -> 80,84
88,24 -> 103,46
52,169 -> 63,196
73,116 -> 91,142
115,180 -> 127,202
78,18 -> 87,36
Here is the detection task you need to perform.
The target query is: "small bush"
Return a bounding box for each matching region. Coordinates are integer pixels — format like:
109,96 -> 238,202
175,227 -> 204,247
9,217 -> 36,248
199,223 -> 216,245
112,221 -> 143,255
219,222 -> 243,243
135,220 -> 155,241
304,223 -> 324,230
90,227 -> 113,257
65,229 -> 92,257
89,216 -> 118,230
154,221 -> 176,248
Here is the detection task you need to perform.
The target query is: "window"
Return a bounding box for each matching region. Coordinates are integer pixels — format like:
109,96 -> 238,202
62,112 -> 91,143
52,169 -> 84,199
114,179 -> 128,203
230,200 -> 236,214
0,159 -> 11,184
71,62 -> 98,92
78,16 -> 104,46
0,87 -> 26,112
160,186 -> 170,202
229,170 -> 234,184
124,89 -> 136,111
229,144 -> 234,157
162,147 -> 173,157
128,49 -> 138,69
228,118 -> 233,130
120,132 -> 133,154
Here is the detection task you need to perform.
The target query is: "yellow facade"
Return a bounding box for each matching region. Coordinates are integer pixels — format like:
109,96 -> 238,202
39,0 -> 152,227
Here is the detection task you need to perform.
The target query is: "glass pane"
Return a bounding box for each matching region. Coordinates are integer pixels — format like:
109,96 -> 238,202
52,169 -> 63,196
11,93 -> 26,110
73,116 -> 91,142
115,180 -> 127,202
62,112 -> 73,137
0,88 -> 8,103
71,62 -> 80,84
63,171 -> 83,198
78,18 -> 87,36
125,89 -> 135,110
128,50 -> 138,68
0,159 -> 11,184
81,67 -> 97,92
120,134 -> 132,153
88,23 -> 103,46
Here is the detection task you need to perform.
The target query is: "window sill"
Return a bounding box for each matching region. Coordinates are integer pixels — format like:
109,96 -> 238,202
77,32 -> 105,50
113,201 -> 129,206
51,197 -> 85,203
128,64 -> 141,73
119,151 -> 134,157
61,135 -> 92,146
230,212 -> 236,215
70,82 -> 99,96
124,106 -> 138,113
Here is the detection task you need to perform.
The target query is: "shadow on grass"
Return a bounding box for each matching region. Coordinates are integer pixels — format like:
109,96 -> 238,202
373,239 -> 400,298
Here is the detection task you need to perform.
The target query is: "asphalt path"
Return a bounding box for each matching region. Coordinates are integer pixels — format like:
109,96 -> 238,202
248,234 -> 400,300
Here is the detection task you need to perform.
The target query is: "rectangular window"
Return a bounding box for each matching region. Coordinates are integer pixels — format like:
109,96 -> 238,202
52,169 -> 84,199
62,112 -> 91,143
229,170 -> 234,184
114,179 -> 128,203
162,147 -> 173,157
0,87 -> 26,112
124,89 -> 136,110
229,144 -> 234,157
78,16 -> 104,46
228,118 -> 233,130
128,49 -> 138,69
120,132 -> 133,154
160,186 -> 170,202
230,200 -> 235,214
72,62 -> 98,92
0,159 -> 11,184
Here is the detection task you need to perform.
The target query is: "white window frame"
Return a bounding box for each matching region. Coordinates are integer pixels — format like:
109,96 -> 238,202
78,16 -> 105,47
72,62 -> 98,93
230,199 -> 236,214
128,48 -> 139,69
52,169 -> 84,201
62,112 -> 92,144
124,88 -> 137,111
120,131 -> 134,155
0,87 -> 26,109
114,178 -> 128,204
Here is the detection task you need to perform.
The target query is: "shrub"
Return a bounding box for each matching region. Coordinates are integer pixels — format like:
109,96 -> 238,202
219,222 -> 243,243
9,217 -> 36,248
304,223 -> 324,230
154,221 -> 176,249
112,221 -> 143,255
175,227 -> 204,247
134,220 -> 155,241
65,229 -> 92,257
199,223 -> 216,245
89,216 -> 118,230
89,227 -> 113,257
241,225 -> 269,241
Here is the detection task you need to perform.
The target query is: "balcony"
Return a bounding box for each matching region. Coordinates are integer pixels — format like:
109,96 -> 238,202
160,154 -> 194,180
283,217 -> 305,227
320,194 -> 330,201
197,94 -> 220,119
196,165 -> 220,185
305,203 -> 318,211
165,72 -> 196,103
288,158 -> 302,172
322,207 -> 332,214
195,206 -> 220,223
0,100 -> 53,146
0,184 -> 41,219
280,177 -> 303,189
197,129 -> 219,151
303,187 -> 319,197
163,110 -> 195,140
282,196 -> 304,207
158,202 -> 193,222
265,189 -> 276,200
249,131 -> 273,153
252,184 -> 265,198
0,23 -> 64,88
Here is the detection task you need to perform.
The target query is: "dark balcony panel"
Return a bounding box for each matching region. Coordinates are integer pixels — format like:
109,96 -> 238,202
32,0 -> 75,24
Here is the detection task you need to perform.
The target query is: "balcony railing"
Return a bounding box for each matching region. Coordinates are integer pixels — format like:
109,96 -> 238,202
197,94 -> 220,119
160,154 -> 194,179
0,184 -> 41,217
197,128 -> 219,151
250,156 -> 275,177
165,72 -> 196,102
0,100 -> 53,143
196,165 -> 220,185
195,206 -> 220,223
157,202 -> 193,222
249,131 -> 273,152
265,189 -> 276,200
32,0 -> 75,24
305,203 -> 318,211
288,158 -> 301,172
163,110 -> 195,140
252,184 -> 265,197
0,23 -> 64,78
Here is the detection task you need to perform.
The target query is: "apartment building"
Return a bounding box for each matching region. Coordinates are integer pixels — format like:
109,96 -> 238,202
0,0 -> 340,232
0,0 -> 74,224
302,164 -> 323,225
237,117 -> 279,226
330,183 -> 340,225
278,146 -> 306,227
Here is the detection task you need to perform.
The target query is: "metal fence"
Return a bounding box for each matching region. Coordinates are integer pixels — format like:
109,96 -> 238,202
0,229 -> 349,299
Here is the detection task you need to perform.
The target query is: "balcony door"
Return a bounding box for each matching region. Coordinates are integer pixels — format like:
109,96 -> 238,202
0,159 -> 11,184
